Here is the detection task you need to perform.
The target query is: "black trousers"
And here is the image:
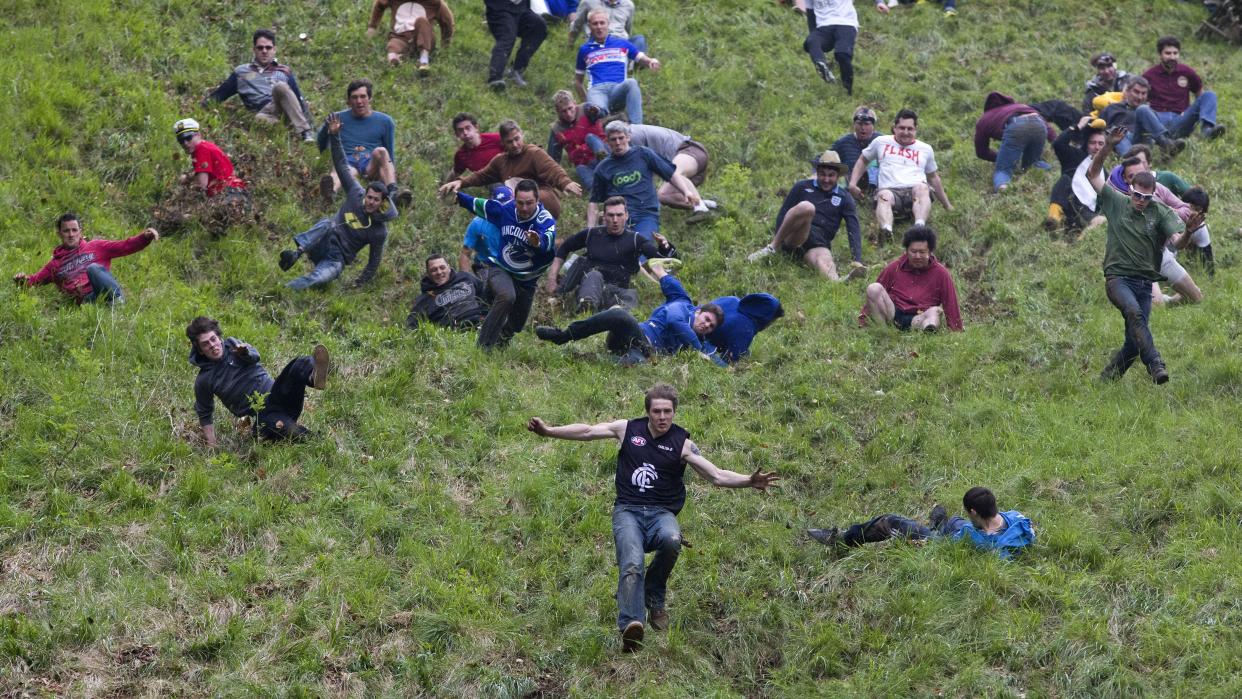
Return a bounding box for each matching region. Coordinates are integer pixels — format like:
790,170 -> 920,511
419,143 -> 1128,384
804,25 -> 856,93
565,308 -> 651,355
480,267 -> 538,348
485,0 -> 547,81
256,356 -> 313,441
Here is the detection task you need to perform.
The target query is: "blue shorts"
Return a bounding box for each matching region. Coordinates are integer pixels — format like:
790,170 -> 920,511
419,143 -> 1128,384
893,309 -> 916,330
347,150 -> 373,176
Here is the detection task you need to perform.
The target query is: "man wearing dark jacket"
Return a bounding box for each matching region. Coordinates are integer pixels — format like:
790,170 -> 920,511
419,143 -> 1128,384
185,316 -> 330,446
407,254 -> 487,329
973,92 -> 1055,192
706,293 -> 783,364
279,114 -> 398,290
202,29 -> 314,141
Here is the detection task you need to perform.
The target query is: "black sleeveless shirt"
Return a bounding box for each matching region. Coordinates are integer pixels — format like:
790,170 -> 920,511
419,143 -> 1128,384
615,418 -> 691,514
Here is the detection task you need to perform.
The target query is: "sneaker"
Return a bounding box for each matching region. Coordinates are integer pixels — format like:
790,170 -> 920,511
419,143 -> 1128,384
1149,363 -> 1170,385
505,68 -> 528,87
279,249 -> 302,271
621,621 -> 644,653
319,174 -> 334,200
417,63 -> 430,78
843,262 -> 867,282
747,244 -> 776,263
1158,137 -> 1186,158
300,130 -> 316,143
1202,124 -> 1226,139
646,258 -> 683,273
1043,216 -> 1061,232
583,104 -> 603,123
311,344 -> 330,390
616,348 -> 649,367
928,504 -> 947,531
395,187 -> 414,209
807,527 -> 839,547
701,198 -> 719,210
814,61 -> 836,84
944,6 -> 957,16
647,608 -> 670,631
535,325 -> 570,344
487,78 -> 506,91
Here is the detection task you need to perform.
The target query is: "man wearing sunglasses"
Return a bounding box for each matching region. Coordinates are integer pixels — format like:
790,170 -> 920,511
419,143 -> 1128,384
202,29 -> 314,142
1087,127 -> 1200,384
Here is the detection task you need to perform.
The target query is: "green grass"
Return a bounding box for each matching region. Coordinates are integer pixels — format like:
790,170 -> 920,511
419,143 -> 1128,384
4,0 -> 1242,695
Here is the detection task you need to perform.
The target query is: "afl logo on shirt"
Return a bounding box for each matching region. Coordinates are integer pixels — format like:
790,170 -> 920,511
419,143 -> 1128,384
632,463 -> 658,492
630,435 -> 647,446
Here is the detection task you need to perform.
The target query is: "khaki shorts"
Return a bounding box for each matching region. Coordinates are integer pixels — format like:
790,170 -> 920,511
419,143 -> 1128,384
882,186 -> 916,217
676,140 -> 710,186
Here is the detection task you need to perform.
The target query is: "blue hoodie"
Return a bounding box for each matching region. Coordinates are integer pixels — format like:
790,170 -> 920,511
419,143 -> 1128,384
640,276 -> 723,364
950,510 -> 1036,560
707,293 -> 783,363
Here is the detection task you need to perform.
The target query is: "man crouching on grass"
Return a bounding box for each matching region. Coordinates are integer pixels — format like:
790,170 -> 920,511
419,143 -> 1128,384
186,316 -> 330,447
528,384 -> 779,653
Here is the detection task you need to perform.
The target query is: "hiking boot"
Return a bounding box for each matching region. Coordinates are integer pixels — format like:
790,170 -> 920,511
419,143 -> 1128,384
1202,124 -> 1226,139
505,68 -> 528,87
621,621 -> 644,652
487,78 -> 506,91
311,344 -> 330,390
395,187 -> 414,210
279,248 -> 302,271
944,6 -> 957,16
1149,363 -> 1170,385
535,325 -> 570,344
843,261 -> 867,281
1158,136 -> 1186,158
807,527 -> 839,548
647,608 -> 670,631
1099,351 -> 1132,381
417,63 -> 430,78
319,174 -> 334,200
814,60 -> 836,84
747,244 -> 776,263
928,504 -> 947,531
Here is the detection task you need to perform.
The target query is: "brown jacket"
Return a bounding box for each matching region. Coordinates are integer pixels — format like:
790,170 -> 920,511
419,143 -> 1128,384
369,0 -> 455,46
459,144 -> 574,191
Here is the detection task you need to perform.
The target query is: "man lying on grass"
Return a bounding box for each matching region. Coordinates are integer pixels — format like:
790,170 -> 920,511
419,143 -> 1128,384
807,486 -> 1034,559
534,259 -> 727,366
527,383 -> 779,652
186,316 -> 330,447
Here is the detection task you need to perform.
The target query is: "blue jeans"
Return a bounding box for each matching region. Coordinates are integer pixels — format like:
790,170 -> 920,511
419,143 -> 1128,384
993,115 -> 1048,190
287,259 -> 344,290
630,34 -> 648,56
1119,105 -> 1170,153
587,79 -> 643,124
1105,276 -> 1162,370
840,513 -> 968,546
612,505 -> 681,630
82,264 -> 123,304
1154,90 -> 1218,138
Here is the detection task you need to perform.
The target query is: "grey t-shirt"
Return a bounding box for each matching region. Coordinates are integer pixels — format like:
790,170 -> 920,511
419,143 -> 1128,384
626,124 -> 690,161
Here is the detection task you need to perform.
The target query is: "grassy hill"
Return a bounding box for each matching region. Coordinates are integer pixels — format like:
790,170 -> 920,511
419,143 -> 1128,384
3,0 -> 1242,695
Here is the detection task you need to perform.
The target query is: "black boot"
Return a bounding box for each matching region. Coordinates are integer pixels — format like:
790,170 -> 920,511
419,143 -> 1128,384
535,326 -> 570,344
1198,244 -> 1216,277
1100,350 -> 1135,381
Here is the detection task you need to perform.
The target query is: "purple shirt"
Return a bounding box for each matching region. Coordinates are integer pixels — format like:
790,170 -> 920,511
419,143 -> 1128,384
973,104 -> 1056,162
1142,63 -> 1203,114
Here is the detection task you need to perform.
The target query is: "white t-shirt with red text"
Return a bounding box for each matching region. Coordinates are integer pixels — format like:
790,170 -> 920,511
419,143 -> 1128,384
861,135 -> 938,190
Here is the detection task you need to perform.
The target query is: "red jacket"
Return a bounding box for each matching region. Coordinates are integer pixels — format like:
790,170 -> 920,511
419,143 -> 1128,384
26,234 -> 154,300
859,253 -> 963,330
552,113 -> 605,166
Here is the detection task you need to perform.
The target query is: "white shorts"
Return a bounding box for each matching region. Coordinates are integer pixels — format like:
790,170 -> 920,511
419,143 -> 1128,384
1161,247 -> 1188,285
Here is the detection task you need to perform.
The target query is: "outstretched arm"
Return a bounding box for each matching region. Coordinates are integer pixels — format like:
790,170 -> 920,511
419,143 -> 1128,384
1088,127 -> 1121,193
681,440 -> 780,490
527,417 -> 627,441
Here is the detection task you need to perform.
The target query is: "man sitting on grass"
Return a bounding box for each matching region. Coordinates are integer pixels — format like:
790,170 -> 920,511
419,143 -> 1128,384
186,316 -> 330,447
13,213 -> 158,306
535,259 -> 726,366
807,486 -> 1035,559
527,383 -> 779,652
859,225 -> 962,331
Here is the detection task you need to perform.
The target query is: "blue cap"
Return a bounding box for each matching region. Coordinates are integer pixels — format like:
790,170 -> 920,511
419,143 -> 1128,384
491,185 -> 514,204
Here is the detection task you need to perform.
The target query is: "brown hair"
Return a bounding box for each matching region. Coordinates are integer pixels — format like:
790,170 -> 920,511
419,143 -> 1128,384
644,383 -> 679,410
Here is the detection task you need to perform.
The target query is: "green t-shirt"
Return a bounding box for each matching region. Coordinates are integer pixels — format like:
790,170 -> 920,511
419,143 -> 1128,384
1155,170 -> 1190,198
1098,185 -> 1182,281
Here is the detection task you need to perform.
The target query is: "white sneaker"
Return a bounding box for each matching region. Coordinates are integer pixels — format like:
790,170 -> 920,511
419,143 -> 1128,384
747,244 -> 776,262
701,199 -> 719,210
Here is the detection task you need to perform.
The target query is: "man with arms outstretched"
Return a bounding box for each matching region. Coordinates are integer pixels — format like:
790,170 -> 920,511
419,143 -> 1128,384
527,383 -> 779,652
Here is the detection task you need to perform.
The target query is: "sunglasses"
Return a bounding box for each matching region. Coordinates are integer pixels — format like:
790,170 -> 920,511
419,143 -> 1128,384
177,134 -> 196,143
854,117 -> 876,124
254,45 -> 275,51
1130,190 -> 1154,202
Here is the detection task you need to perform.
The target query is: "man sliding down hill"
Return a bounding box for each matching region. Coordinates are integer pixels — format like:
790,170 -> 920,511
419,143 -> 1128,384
527,383 -> 779,652
13,213 -> 158,306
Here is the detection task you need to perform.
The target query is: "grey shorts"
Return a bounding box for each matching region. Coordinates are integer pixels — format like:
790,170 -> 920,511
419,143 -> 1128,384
676,140 -> 710,186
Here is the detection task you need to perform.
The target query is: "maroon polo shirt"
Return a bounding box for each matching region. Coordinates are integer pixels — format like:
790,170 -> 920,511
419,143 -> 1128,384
1142,63 -> 1203,113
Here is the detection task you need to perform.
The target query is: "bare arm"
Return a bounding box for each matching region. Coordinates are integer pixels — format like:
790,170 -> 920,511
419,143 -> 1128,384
847,155 -> 868,199
586,201 -> 599,227
928,171 -> 952,210
1087,127 -> 1122,193
681,439 -> 780,490
528,417 -> 627,441
458,247 -> 473,272
669,172 -> 700,207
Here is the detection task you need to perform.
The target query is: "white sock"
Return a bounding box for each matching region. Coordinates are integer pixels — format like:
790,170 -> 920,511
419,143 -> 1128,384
882,226 -> 893,233
702,199 -> 718,210
693,202 -> 709,213
914,219 -> 925,226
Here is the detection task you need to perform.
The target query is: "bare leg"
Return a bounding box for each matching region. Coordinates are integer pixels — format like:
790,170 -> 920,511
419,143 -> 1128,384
803,247 -> 840,281
365,147 -> 397,186
772,201 -> 814,249
911,183 -> 931,224
864,283 -> 896,326
328,165 -> 360,195
911,305 -> 943,331
1167,276 -> 1203,305
657,153 -> 702,209
875,190 -> 895,232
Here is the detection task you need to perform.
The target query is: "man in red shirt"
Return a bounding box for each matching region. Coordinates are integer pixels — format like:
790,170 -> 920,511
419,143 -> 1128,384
859,225 -> 962,331
174,118 -> 249,201
13,213 -> 158,305
1141,36 -> 1224,140
449,112 -> 503,178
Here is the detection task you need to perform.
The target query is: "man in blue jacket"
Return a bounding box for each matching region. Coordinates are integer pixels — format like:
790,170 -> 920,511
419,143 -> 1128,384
451,179 -> 557,349
534,261 -> 724,366
807,486 -> 1035,559
706,293 -> 783,364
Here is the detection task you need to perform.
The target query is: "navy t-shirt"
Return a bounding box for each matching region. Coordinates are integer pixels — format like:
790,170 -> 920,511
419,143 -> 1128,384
591,146 -> 677,218
615,418 -> 690,514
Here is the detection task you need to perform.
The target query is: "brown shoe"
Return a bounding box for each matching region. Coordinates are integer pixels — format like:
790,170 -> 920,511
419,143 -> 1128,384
648,608 -> 670,631
311,344 -> 330,390
621,621 -> 644,652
